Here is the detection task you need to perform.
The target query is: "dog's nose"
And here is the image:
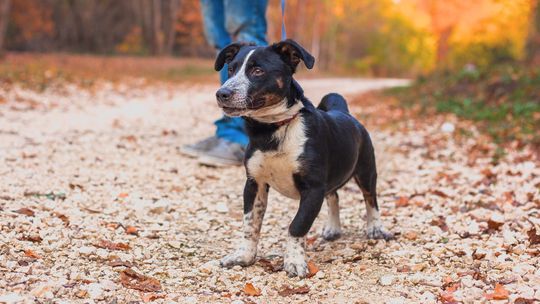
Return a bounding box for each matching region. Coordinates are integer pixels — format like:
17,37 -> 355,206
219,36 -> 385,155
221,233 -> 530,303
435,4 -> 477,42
216,88 -> 233,103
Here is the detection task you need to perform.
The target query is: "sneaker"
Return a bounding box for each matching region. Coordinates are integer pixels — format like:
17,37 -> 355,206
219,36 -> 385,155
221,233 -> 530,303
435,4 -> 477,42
198,139 -> 245,167
179,136 -> 220,158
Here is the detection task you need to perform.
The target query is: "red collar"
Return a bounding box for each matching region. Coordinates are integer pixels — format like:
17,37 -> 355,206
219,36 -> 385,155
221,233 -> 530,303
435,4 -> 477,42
274,112 -> 300,127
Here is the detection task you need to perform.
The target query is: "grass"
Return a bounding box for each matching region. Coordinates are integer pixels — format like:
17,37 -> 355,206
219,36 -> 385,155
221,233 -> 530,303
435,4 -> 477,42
386,63 -> 540,146
0,52 -> 218,91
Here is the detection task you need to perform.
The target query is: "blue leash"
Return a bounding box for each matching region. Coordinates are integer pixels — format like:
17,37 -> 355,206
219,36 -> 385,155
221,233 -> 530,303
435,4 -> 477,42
281,0 -> 287,40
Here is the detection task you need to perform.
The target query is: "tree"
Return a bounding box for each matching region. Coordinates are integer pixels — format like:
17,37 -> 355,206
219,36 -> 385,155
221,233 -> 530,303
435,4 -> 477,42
527,0 -> 540,63
0,0 -> 10,56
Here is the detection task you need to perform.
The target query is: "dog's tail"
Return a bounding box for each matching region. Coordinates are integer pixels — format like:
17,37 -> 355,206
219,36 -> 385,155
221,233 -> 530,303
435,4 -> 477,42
317,93 -> 349,113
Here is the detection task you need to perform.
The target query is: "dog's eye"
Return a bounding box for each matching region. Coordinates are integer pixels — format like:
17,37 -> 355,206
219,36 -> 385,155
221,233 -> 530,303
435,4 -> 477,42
228,66 -> 234,74
251,67 -> 265,77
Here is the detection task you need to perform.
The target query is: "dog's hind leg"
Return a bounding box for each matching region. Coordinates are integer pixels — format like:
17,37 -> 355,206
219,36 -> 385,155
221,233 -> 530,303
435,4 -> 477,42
321,192 -> 342,241
220,179 -> 268,267
354,142 -> 393,240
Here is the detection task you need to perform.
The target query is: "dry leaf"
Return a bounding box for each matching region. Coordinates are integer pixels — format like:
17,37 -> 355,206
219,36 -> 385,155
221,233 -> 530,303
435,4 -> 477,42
403,231 -> 418,240
118,192 -> 129,198
395,196 -> 409,208
257,258 -> 282,273
109,258 -> 133,268
430,216 -> 449,232
242,283 -> 261,296
484,283 -> 509,300
94,239 -> 131,251
119,269 -> 161,292
54,212 -> 70,226
125,226 -> 139,236
307,261 -> 319,278
24,249 -> 41,259
514,298 -> 535,304
527,227 -> 540,245
14,208 -> 35,216
306,235 -> 317,246
432,190 -> 450,198
278,285 -> 310,297
20,234 -> 42,243
141,292 -> 166,303
439,291 -> 457,304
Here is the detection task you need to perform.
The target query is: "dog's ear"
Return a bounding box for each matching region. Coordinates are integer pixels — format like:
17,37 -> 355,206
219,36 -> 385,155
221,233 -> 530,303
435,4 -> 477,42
214,42 -> 253,71
272,39 -> 315,71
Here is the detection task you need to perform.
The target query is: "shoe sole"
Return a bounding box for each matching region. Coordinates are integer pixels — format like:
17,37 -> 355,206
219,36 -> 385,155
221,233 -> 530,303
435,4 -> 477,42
198,155 -> 243,167
178,146 -> 203,158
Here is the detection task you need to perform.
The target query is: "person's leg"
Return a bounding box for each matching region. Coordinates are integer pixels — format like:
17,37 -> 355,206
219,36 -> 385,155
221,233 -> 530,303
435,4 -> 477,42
213,0 -> 268,147
181,0 -> 231,158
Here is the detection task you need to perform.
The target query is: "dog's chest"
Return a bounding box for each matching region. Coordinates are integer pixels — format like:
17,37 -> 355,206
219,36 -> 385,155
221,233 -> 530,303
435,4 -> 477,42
247,118 -> 306,200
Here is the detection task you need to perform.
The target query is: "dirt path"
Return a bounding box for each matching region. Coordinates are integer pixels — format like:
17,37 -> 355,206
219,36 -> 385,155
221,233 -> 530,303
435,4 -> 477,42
1,78 -> 538,304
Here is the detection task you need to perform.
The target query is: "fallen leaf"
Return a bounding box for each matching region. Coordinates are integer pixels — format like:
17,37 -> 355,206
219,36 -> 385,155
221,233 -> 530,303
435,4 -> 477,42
439,291 -> 457,304
94,239 -> 131,251
487,219 -> 504,231
307,261 -> 319,278
14,208 -> 35,216
403,231 -> 418,240
125,226 -> 139,236
54,212 -> 70,226
514,298 -> 535,304
24,249 -> 41,259
20,234 -> 42,243
278,285 -> 310,297
141,292 -> 166,303
242,283 -> 261,296
118,192 -> 129,199
257,258 -> 282,273
484,283 -> 509,300
108,258 -> 133,268
430,216 -> 449,232
306,235 -> 317,246
119,269 -> 161,292
75,290 -> 88,298
432,190 -> 450,198
395,196 -> 409,208
527,227 -> 540,245
397,265 -> 411,272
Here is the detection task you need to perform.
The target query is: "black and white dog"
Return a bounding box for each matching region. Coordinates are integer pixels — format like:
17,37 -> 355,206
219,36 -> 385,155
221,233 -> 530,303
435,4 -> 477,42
214,39 -> 392,278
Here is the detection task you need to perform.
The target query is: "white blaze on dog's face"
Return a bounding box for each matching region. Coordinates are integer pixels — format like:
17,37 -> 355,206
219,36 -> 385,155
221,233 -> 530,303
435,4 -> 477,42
214,41 -> 315,123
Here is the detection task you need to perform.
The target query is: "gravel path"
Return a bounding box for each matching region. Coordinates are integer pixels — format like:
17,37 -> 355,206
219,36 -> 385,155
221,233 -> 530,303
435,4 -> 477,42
1,78 -> 539,304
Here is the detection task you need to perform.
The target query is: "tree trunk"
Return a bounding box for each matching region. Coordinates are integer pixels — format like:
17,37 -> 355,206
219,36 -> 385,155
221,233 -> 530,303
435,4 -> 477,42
163,0 -> 178,55
0,0 -> 10,56
151,0 -> 162,55
527,0 -> 540,64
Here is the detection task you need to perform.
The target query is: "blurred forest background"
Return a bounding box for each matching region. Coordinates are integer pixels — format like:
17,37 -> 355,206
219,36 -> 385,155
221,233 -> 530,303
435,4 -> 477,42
0,0 -> 538,75
0,0 -> 538,145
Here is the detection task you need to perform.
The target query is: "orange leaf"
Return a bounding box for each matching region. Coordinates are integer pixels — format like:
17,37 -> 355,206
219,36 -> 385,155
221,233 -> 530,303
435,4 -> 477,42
242,283 -> 261,296
53,212 -> 70,226
14,208 -> 35,216
24,249 -> 41,259
307,261 -> 319,278
439,291 -> 457,304
94,239 -> 131,251
118,192 -> 129,198
278,285 -> 310,297
527,227 -> 540,245
395,196 -> 409,208
125,226 -> 139,236
306,235 -> 317,246
141,292 -> 166,303
484,283 -> 509,300
119,269 -> 161,292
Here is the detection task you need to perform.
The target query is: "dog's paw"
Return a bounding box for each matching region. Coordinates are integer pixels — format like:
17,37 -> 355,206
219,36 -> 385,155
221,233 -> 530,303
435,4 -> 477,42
366,224 -> 394,240
284,259 -> 309,278
321,225 -> 342,241
220,250 -> 256,268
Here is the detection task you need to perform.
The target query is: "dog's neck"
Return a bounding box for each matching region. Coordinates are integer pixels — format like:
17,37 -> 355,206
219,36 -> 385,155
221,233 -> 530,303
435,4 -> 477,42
245,79 -> 306,126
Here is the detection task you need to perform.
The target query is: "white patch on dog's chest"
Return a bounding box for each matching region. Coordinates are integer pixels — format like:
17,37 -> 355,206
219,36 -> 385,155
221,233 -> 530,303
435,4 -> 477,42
247,117 -> 306,200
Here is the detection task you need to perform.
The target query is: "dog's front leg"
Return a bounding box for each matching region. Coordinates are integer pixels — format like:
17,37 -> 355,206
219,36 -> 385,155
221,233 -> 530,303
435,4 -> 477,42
220,178 -> 268,267
285,185 -> 325,278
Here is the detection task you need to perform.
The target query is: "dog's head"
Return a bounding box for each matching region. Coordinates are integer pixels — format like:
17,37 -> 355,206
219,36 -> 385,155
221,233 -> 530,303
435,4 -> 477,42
214,39 -> 314,118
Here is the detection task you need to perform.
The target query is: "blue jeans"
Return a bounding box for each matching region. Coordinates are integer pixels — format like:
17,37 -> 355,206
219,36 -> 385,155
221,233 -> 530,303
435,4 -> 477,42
201,0 -> 268,147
